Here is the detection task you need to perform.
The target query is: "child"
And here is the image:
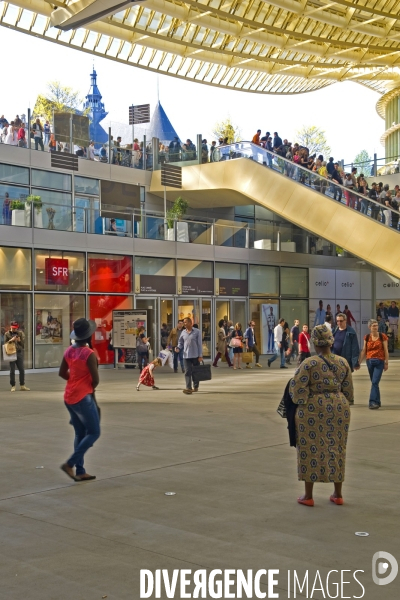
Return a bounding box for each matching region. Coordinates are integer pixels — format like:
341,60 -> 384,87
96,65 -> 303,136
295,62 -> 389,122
137,358 -> 162,391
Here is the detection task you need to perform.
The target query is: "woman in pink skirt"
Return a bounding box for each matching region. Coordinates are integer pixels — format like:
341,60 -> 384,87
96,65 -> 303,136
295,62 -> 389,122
137,358 -> 162,391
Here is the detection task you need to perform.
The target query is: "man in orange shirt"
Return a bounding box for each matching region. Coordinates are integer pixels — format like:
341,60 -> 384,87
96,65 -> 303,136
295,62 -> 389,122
252,129 -> 261,145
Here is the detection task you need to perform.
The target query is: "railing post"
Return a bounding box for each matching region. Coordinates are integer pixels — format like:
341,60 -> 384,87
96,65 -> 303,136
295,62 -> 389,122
108,127 -> 112,164
210,222 -> 215,245
374,153 -> 377,177
197,134 -> 202,164
27,108 -> 31,154
143,135 -> 146,170
276,231 -> 281,251
245,225 -> 249,249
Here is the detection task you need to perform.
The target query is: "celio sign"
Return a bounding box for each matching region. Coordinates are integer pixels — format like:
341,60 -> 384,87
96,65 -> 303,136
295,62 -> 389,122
45,258 -> 69,285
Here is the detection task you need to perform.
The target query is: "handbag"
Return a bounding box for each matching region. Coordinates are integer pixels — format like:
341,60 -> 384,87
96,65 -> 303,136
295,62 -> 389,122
229,337 -> 242,348
241,351 -> 253,363
192,361 -> 212,384
277,397 -> 286,418
4,341 -> 16,355
2,344 -> 17,362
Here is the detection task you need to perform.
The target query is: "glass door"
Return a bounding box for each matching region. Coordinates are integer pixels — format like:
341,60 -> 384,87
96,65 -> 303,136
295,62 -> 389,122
232,299 -> 247,330
160,298 -> 174,348
177,298 -> 200,326
135,297 -> 158,359
75,196 -> 101,234
201,299 -> 212,358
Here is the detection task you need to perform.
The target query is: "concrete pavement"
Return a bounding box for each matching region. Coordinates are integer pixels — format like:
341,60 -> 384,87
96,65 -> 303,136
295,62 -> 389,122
0,358 -> 399,599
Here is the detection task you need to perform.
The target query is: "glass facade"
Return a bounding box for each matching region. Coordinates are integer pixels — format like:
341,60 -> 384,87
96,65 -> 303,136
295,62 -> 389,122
88,253 -> 132,293
280,267 -> 308,298
35,250 -> 85,292
0,293 -> 32,371
1,183 -> 29,226
32,169 -> 71,191
249,264 -> 279,296
0,247 -> 31,290
0,163 -> 29,185
89,295 -> 133,365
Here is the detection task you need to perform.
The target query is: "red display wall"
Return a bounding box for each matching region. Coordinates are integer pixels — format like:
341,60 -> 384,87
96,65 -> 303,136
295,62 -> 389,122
89,295 -> 132,364
88,255 -> 132,293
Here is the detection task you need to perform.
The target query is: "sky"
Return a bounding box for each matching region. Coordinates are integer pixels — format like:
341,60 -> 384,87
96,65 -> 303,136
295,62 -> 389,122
0,26 -> 386,165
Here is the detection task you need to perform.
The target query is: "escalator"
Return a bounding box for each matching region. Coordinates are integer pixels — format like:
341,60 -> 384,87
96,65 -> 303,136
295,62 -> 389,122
150,142 -> 400,278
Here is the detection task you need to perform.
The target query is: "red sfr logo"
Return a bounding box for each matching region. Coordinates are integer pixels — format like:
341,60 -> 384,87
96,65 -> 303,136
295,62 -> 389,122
45,258 -> 69,285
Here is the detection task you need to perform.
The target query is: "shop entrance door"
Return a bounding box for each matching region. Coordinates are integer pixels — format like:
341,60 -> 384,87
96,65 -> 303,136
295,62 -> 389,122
160,298 -> 174,349
135,297 -> 158,359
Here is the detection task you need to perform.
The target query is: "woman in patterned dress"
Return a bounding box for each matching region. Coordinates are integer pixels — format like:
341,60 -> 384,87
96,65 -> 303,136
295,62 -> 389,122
289,325 -> 354,507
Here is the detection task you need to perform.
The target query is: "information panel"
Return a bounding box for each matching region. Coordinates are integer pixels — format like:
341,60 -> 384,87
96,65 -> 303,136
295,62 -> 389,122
112,310 -> 147,348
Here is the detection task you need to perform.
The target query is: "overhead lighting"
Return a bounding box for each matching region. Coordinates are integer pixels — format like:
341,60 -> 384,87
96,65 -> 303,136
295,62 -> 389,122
50,0 -> 146,32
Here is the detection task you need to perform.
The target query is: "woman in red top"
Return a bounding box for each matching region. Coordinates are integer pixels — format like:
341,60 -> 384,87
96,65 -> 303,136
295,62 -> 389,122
59,318 -> 100,481
343,305 -> 356,327
298,324 -> 311,364
358,319 -> 389,410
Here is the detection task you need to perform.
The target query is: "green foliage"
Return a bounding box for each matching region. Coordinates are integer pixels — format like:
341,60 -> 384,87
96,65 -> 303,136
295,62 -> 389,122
212,117 -> 241,144
26,195 -> 43,213
295,125 -> 331,157
32,81 -> 89,121
10,200 -> 25,211
353,149 -> 371,174
167,196 -> 189,228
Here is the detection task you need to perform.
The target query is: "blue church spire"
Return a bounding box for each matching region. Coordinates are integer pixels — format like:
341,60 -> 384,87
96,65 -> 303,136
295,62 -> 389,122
83,67 -> 108,145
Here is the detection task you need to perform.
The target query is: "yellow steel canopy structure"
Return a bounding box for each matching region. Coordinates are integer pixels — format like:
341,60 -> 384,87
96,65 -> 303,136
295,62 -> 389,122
2,0 -> 400,95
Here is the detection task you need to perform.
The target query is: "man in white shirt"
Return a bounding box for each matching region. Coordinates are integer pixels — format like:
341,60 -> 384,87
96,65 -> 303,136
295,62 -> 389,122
267,318 -> 287,368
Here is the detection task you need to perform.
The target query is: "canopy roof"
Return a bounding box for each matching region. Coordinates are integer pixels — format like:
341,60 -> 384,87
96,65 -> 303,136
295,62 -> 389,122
2,0 -> 400,94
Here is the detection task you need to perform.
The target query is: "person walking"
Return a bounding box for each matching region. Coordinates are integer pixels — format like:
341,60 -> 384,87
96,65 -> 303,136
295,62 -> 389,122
58,318 -> 100,482
267,318 -> 286,368
230,323 -> 244,370
332,313 -> 360,372
213,319 -> 233,367
298,324 -> 311,363
387,300 -> 399,341
289,325 -> 354,507
227,319 -> 235,364
4,322 -> 30,392
136,333 -> 149,372
288,319 -> 300,364
175,317 -> 203,394
358,319 -> 389,410
168,320 -> 185,373
244,320 -> 262,368
137,358 -> 162,391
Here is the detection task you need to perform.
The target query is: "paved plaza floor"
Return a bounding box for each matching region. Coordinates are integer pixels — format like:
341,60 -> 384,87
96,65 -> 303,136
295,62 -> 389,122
0,358 -> 399,599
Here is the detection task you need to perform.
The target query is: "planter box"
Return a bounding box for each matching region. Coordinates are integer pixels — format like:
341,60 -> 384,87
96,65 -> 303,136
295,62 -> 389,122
25,205 -> 43,228
166,222 -> 189,243
254,239 -> 272,250
11,210 -> 25,227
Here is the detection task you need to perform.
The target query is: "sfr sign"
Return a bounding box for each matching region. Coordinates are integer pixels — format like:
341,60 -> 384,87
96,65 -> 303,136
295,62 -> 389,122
45,258 -> 69,285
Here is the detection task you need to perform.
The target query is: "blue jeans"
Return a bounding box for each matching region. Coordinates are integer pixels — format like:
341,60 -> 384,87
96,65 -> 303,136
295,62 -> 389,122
366,359 -> 384,407
269,342 -> 285,367
360,199 -> 369,214
65,394 -> 101,476
173,347 -> 184,371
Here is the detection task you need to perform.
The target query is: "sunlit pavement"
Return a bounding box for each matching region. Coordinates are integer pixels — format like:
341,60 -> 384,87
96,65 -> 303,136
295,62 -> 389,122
0,359 -> 399,599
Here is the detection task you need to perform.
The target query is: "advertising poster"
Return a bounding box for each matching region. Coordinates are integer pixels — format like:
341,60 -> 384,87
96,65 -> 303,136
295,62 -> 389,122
35,309 -> 63,344
335,300 -> 361,339
260,302 -> 279,354
376,299 -> 400,348
112,310 -> 147,348
309,299 -> 335,329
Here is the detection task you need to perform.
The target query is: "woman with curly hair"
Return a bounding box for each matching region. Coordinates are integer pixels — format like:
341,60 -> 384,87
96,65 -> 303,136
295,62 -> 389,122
289,325 -> 354,507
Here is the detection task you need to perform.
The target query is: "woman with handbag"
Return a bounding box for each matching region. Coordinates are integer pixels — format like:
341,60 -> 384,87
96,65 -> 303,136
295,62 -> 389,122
59,318 -> 100,482
213,319 -> 233,368
4,322 -> 29,392
230,322 -> 243,370
289,325 -> 354,507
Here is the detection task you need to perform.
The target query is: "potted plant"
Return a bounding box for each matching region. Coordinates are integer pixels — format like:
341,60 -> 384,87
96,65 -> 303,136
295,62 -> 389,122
10,199 -> 26,227
25,195 -> 43,228
166,196 -> 189,242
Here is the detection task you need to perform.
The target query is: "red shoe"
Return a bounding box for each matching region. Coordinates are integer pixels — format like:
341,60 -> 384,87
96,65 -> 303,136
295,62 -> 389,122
297,497 -> 314,507
330,495 -> 344,505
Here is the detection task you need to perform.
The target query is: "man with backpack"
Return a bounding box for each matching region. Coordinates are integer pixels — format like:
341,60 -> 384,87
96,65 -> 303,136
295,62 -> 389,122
358,319 -> 389,409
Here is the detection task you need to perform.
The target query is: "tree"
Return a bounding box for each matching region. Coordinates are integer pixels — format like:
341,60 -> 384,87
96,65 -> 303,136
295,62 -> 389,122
32,81 -> 87,121
353,149 -> 371,173
212,117 -> 241,143
295,125 -> 331,157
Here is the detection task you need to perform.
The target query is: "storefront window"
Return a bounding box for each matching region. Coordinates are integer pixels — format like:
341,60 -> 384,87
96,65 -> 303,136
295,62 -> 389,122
32,169 -> 72,191
89,295 -> 133,364
136,298 -> 158,359
34,250 -> 85,292
1,184 -> 30,226
0,293 -> 32,371
135,257 -> 175,295
177,259 -> 213,295
0,163 -> 29,185
74,176 -> 99,195
31,189 -> 72,231
280,267 -> 308,298
202,300 -> 211,358
160,299 -> 173,348
216,263 -> 248,296
34,294 -> 85,368
252,298 -> 279,355
88,253 -> 132,293
178,298 -> 200,325
216,300 -> 230,325
280,299 -> 309,330
0,247 -> 31,290
249,265 -> 279,296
